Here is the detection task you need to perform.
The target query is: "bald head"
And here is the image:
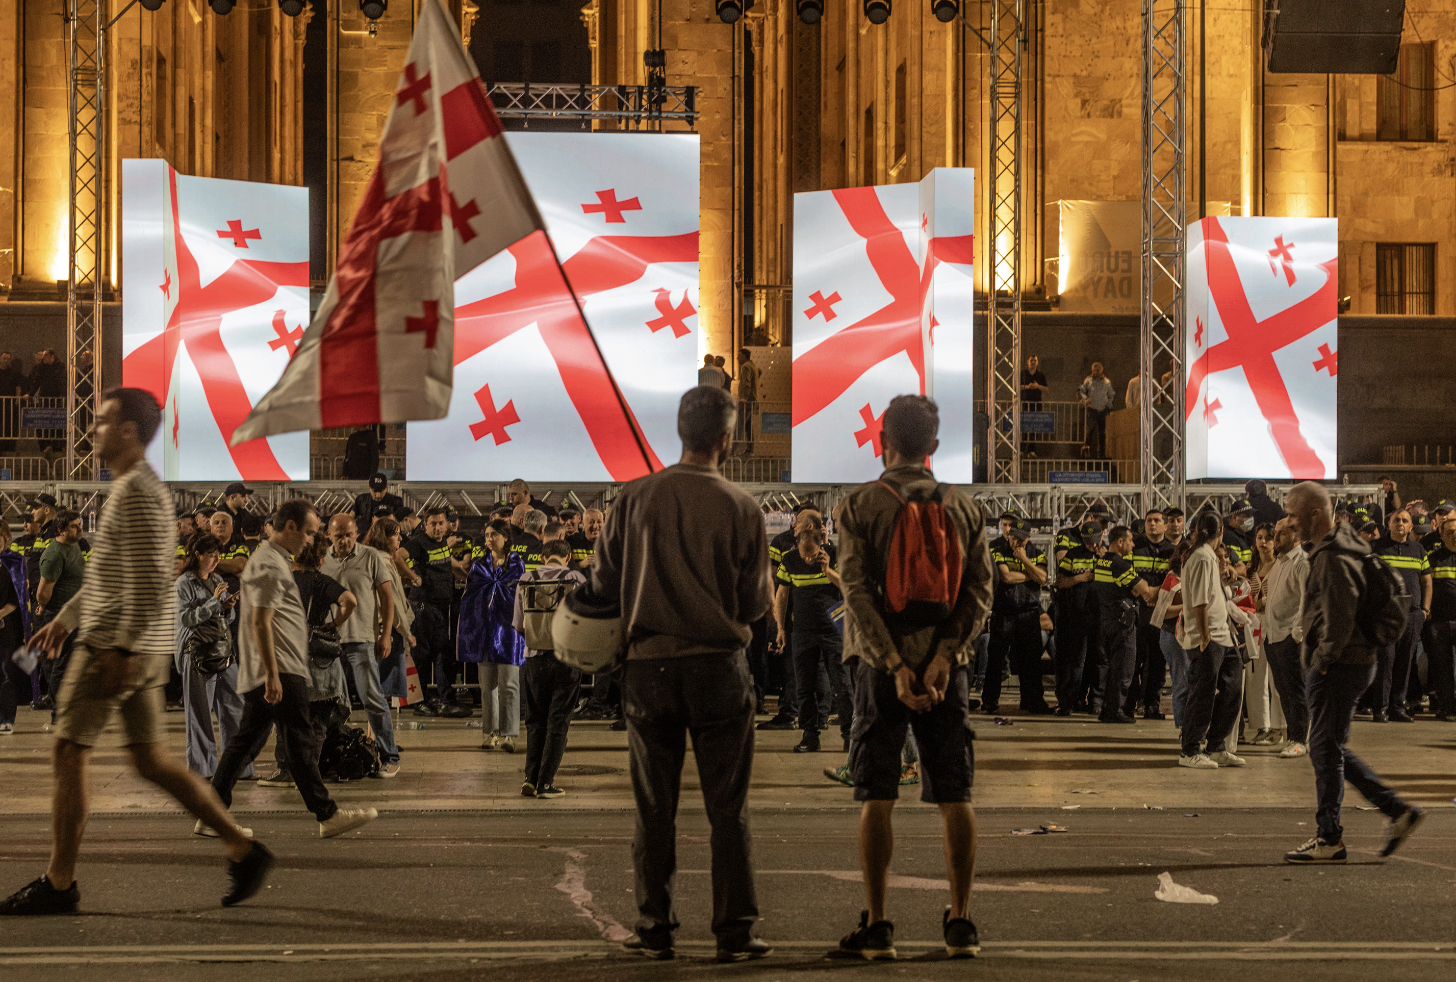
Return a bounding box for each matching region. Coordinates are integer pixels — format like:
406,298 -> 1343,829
1285,481 -> 1331,545
510,503 -> 531,530
508,479 -> 530,508
329,511 -> 359,554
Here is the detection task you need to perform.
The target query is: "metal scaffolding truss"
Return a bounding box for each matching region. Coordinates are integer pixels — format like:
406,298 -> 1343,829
1139,0 -> 1186,512
484,82 -> 699,130
67,0 -> 104,481
986,0 -> 1024,485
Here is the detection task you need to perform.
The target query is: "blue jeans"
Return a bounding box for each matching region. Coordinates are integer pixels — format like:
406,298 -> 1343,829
1307,663 -> 1408,844
380,633 -> 407,700
342,641 -> 399,765
182,659 -> 249,778
1160,630 -> 1189,728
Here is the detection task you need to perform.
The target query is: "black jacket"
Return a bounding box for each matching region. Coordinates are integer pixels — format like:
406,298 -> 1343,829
1301,522 -> 1379,673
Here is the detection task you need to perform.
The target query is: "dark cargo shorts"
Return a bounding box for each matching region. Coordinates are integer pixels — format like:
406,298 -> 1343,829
848,658 -> 975,804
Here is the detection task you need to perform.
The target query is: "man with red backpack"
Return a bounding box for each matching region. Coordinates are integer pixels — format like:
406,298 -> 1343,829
834,395 -> 994,960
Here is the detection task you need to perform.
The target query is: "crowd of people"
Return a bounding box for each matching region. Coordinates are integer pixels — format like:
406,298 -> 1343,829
0,384 -> 1441,959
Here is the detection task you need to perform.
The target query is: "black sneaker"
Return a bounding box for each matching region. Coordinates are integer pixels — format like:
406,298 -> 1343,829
439,702 -> 474,719
609,718 -> 627,732
1382,806 -> 1424,857
717,937 -> 773,962
621,934 -> 674,960
0,875 -> 80,916
1388,709 -> 1415,723
793,735 -> 821,754
838,910 -> 895,960
536,785 -> 565,799
1099,712 -> 1136,724
413,700 -> 441,718
943,907 -> 980,958
222,842 -> 275,907
756,714 -> 796,731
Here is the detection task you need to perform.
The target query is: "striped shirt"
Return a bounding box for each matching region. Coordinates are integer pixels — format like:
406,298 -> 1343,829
55,462 -> 177,660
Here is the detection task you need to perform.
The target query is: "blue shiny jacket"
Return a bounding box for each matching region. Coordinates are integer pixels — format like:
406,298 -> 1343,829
458,552 -> 525,666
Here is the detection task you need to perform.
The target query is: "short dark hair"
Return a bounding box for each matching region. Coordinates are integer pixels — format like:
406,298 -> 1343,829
543,520 -> 564,539
1108,524 -> 1132,545
275,498 -> 318,531
792,501 -> 822,516
881,395 -> 939,460
739,347 -> 751,359
1145,508 -> 1164,519
423,505 -> 449,520
238,512 -> 264,537
57,509 -> 82,529
542,540 -> 572,561
102,387 -> 162,446
678,385 -> 737,453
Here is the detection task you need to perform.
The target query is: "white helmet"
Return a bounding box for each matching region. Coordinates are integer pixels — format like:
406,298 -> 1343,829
552,585 -> 624,674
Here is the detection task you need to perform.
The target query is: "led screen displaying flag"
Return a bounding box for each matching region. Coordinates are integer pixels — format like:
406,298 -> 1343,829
122,159 -> 310,479
1185,216 -> 1338,480
791,168 -> 975,483
407,132 -> 699,480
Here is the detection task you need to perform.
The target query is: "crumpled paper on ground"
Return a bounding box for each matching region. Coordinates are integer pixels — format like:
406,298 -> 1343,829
1154,872 -> 1218,905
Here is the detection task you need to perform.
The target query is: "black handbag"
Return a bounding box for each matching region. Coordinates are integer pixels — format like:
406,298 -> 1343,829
184,613 -> 232,679
306,593 -> 344,662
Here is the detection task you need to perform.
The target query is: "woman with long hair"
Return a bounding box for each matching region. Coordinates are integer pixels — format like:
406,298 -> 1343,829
364,517 -> 415,706
1176,511 -> 1244,769
1246,523 -> 1286,746
176,532 -> 248,783
460,519 -> 525,752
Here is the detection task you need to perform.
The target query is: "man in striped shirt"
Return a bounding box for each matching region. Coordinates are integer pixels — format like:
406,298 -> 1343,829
0,389 -> 272,917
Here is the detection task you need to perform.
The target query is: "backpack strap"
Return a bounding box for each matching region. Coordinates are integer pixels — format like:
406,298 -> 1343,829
876,479 -> 906,505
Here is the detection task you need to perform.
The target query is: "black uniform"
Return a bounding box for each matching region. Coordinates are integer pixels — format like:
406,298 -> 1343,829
1054,544 -> 1097,712
776,548 -> 850,745
1423,545 -> 1456,718
1127,536 -> 1174,716
406,530 -> 459,706
1094,552 -> 1141,722
986,536 -> 1049,714
1222,524 -> 1252,568
1373,538 -> 1430,717
352,491 -> 404,534
566,531 -> 597,570
510,529 -> 543,572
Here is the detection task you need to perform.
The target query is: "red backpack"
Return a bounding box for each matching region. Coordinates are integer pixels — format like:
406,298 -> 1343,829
877,480 -> 964,628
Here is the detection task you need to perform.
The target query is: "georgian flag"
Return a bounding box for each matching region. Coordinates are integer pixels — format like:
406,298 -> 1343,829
790,169 -> 975,483
121,159 -> 310,480
1185,216 -> 1338,480
232,0 -> 543,444
407,133 -> 699,482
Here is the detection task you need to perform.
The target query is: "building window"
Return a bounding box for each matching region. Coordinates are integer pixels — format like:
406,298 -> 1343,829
1375,243 -> 1435,315
1378,43 -> 1436,142
893,61 -> 907,165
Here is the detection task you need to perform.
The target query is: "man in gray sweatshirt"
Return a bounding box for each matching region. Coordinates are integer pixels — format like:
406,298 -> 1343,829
1282,481 -> 1422,865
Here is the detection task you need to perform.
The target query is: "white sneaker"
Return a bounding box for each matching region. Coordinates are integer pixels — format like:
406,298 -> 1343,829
500,736 -> 515,753
0,723 -> 13,735
319,807 -> 379,839
1210,750 -> 1246,768
194,819 -> 253,838
481,733 -> 501,751
1178,753 -> 1219,769
1279,741 -> 1307,758
1285,836 -> 1346,864
373,763 -> 400,779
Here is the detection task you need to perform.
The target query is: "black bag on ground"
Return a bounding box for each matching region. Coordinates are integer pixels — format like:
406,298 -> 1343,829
183,614 -> 232,679
319,721 -> 380,781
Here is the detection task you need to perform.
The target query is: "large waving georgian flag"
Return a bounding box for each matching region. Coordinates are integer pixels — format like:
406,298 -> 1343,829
232,0 -> 542,444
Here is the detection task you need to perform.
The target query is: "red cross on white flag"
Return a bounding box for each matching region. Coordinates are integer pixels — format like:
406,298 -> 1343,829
121,159 -> 310,480
790,168 -> 976,483
407,132 -> 699,482
231,0 -> 545,446
1185,216 -> 1338,480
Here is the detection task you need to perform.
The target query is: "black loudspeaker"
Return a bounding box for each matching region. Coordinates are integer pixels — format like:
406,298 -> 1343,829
1262,0 -> 1405,75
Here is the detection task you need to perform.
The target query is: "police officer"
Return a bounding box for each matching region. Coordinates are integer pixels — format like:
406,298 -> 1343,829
407,506 -> 471,718
1422,514 -> 1456,721
1095,525 -> 1159,724
1223,498 -> 1254,574
1422,501 -> 1453,553
985,518 -> 1050,715
1053,521 -> 1101,716
772,525 -> 849,753
352,472 -> 404,533
1374,509 -> 1431,722
1127,509 -> 1174,719
758,503 -> 827,731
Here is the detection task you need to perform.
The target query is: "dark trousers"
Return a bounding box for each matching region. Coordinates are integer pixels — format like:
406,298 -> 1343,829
412,603 -> 458,705
623,651 -> 758,946
1078,605 -> 1106,710
1100,622 -> 1137,719
523,652 -> 580,788
1180,641 -> 1243,757
212,676 -> 337,822
34,610 -> 73,717
1264,636 -> 1310,743
1373,610 -> 1424,715
1084,407 -> 1109,458
1307,663 -> 1407,843
0,642 -> 26,725
1423,618 -> 1456,716
1125,615 -> 1166,713
746,617 -> 770,709
792,637 -> 850,740
1053,600 -> 1092,710
985,608 -> 1048,711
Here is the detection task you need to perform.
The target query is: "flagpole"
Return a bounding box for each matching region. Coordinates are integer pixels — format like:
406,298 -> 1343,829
543,231 -> 658,476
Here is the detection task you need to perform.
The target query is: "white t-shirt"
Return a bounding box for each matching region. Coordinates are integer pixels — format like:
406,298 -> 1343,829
1180,543 -> 1233,649
237,539 -> 310,691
